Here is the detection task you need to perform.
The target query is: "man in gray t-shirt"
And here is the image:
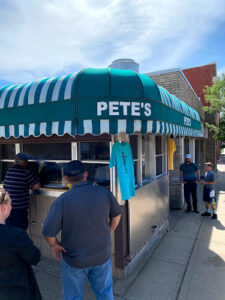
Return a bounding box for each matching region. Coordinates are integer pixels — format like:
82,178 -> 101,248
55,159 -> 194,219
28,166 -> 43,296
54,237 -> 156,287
42,160 -> 121,300
201,162 -> 217,219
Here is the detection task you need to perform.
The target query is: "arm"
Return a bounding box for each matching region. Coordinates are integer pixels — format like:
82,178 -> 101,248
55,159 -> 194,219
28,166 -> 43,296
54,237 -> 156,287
201,172 -> 216,186
30,182 -> 40,190
201,180 -> 216,185
108,190 -> 122,235
42,196 -> 64,259
15,230 -> 41,266
45,236 -> 66,260
180,171 -> 186,184
26,170 -> 40,190
109,215 -> 121,236
196,170 -> 200,182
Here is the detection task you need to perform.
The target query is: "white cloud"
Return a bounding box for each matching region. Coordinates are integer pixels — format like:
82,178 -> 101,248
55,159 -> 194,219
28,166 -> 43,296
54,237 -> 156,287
218,65 -> 225,76
0,0 -> 225,83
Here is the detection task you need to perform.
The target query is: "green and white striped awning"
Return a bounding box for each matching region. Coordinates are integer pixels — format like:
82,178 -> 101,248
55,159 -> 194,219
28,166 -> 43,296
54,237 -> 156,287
0,68 -> 202,139
0,73 -> 77,138
158,86 -> 202,137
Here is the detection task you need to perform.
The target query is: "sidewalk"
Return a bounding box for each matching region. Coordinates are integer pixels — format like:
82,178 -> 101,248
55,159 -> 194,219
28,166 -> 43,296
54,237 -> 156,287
34,158 -> 225,300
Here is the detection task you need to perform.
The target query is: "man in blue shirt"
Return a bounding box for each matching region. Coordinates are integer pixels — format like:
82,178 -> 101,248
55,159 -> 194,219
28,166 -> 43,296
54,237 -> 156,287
201,162 -> 217,219
43,160 -> 121,300
180,154 -> 200,213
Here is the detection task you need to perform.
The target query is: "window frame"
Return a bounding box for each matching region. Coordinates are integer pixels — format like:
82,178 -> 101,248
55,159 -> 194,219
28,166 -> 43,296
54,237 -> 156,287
155,135 -> 167,178
0,134 -> 168,189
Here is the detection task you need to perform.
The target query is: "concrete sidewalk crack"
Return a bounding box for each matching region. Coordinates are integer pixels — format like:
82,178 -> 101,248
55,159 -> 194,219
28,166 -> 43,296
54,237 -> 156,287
175,218 -> 203,300
150,257 -> 186,266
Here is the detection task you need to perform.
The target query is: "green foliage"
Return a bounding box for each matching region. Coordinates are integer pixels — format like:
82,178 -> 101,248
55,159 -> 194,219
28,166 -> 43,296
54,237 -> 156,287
204,73 -> 225,141
205,118 -> 225,142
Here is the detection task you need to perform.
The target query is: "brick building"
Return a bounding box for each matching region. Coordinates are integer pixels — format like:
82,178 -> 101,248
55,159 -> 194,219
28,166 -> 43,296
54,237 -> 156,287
183,63 -> 220,166
145,68 -> 208,209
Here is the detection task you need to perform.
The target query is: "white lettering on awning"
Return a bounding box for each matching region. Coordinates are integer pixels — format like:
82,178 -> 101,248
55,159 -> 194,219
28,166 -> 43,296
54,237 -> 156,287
119,102 -> 130,115
184,117 -> 191,127
109,101 -> 119,115
131,102 -> 140,116
97,101 -> 151,117
97,102 -> 107,116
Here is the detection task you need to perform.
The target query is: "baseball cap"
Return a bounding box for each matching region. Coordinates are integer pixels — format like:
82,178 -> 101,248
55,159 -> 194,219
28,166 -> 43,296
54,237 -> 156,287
185,154 -> 192,159
205,162 -> 213,167
64,160 -> 85,177
15,153 -> 29,161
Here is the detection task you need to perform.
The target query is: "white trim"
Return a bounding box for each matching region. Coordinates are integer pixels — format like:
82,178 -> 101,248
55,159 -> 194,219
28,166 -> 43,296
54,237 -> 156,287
52,121 -> 59,135
8,86 -> 20,108
83,120 -> 92,134
0,86 -> 13,109
118,119 -> 126,133
19,124 -> 24,137
64,121 -> 72,134
18,83 -> 32,106
28,78 -> 43,105
134,120 -> 142,132
40,122 -> 47,135
71,142 -> 78,160
29,123 -> 35,136
100,120 -> 109,134
0,126 -> 5,137
147,120 -> 153,133
52,75 -> 67,101
39,78 -> 55,104
64,73 -> 77,100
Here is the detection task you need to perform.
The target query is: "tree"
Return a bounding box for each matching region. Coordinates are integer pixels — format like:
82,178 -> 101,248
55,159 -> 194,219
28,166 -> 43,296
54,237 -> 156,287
204,73 -> 225,142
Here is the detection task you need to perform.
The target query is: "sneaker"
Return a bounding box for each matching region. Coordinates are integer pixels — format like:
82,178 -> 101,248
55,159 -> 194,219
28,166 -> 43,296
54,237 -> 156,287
212,214 -> 217,219
193,210 -> 199,214
201,212 -> 211,217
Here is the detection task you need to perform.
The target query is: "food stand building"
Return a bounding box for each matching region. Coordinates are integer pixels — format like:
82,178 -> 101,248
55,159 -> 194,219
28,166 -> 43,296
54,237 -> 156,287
0,67 -> 203,277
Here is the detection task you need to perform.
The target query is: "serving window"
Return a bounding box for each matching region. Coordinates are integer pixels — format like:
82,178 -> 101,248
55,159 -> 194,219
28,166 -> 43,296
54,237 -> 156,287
142,134 -> 151,180
155,136 -> 167,177
0,134 -> 168,190
79,142 -> 110,188
23,143 -> 71,160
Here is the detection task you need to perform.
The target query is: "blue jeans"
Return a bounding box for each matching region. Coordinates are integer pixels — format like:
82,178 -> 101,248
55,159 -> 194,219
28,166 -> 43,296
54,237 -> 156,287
61,257 -> 113,300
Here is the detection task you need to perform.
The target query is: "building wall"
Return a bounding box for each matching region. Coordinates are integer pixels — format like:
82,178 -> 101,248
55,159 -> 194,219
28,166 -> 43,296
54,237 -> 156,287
199,139 -> 206,174
148,71 -> 205,121
169,138 -> 184,209
183,63 -> 219,166
183,63 -> 217,107
146,70 -> 205,209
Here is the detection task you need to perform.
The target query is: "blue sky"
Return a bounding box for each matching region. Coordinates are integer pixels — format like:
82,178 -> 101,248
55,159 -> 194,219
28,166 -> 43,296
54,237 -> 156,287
0,0 -> 225,87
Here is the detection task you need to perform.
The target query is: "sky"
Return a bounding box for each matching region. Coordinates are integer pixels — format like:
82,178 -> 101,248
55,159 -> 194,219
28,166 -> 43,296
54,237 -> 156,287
0,0 -> 225,87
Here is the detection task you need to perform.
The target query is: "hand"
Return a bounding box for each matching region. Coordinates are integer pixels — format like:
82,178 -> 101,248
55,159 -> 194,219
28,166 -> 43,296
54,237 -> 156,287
51,243 -> 66,261
182,180 -> 187,184
201,181 -> 206,186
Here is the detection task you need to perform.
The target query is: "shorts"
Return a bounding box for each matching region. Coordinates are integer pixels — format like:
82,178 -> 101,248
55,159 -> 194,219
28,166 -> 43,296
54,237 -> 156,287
203,188 -> 216,204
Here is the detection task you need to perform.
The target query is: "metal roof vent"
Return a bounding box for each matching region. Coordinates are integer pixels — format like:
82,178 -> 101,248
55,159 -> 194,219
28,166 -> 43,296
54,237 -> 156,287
108,58 -> 139,72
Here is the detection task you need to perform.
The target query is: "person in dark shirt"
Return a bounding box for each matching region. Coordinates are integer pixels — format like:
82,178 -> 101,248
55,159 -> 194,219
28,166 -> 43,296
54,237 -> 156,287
3,153 -> 40,230
0,189 -> 42,300
42,160 -> 121,300
180,154 -> 200,213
